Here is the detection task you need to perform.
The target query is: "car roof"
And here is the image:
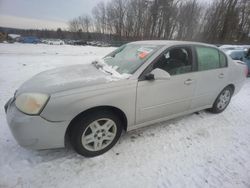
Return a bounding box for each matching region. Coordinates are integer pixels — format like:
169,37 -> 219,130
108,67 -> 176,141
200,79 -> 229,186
129,40 -> 216,48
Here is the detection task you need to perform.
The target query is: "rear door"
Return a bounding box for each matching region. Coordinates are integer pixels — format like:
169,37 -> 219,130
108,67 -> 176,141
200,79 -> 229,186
190,46 -> 229,110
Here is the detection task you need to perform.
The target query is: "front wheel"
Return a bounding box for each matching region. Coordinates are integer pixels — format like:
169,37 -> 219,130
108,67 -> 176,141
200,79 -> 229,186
209,86 -> 233,113
70,111 -> 123,157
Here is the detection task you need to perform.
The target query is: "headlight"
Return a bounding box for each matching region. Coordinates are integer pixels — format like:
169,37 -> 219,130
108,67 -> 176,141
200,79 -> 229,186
15,93 -> 49,115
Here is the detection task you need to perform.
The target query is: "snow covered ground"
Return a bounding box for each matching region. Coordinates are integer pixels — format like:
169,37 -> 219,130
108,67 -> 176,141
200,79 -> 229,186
0,43 -> 250,188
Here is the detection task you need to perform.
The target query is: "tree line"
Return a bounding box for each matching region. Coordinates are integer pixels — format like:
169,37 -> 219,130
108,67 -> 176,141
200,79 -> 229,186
0,27 -> 115,41
69,0 -> 250,44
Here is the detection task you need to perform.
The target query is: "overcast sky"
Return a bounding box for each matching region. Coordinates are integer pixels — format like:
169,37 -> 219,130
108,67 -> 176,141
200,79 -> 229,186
0,0 -> 212,30
0,0 -> 110,30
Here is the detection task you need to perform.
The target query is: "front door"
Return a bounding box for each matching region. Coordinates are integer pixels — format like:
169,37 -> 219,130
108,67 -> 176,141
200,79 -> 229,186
136,46 -> 196,125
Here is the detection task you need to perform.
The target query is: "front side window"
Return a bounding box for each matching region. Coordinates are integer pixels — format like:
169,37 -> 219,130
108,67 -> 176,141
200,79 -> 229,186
152,47 -> 193,75
196,46 -> 220,71
103,44 -> 161,74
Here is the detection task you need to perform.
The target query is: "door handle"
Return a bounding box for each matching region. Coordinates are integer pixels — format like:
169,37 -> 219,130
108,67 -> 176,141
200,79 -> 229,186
218,73 -> 224,78
184,79 -> 193,85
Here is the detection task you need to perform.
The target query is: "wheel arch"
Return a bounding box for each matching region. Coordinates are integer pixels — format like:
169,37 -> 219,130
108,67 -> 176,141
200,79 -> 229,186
215,84 -> 235,101
65,105 -> 128,144
208,83 -> 236,113
227,83 -> 235,94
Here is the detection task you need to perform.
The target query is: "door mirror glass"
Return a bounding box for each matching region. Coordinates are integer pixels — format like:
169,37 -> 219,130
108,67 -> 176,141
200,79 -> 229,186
150,68 -> 171,80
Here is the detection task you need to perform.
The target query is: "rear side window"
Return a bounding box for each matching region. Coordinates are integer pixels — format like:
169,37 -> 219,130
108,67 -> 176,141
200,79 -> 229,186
196,46 -> 220,71
219,51 -> 227,67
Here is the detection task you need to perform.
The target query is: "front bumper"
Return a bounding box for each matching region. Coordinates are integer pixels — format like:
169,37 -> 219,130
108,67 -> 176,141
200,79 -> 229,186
5,98 -> 69,150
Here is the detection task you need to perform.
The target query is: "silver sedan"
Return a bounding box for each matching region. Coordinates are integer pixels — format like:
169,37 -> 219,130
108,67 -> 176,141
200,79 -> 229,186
5,41 -> 247,157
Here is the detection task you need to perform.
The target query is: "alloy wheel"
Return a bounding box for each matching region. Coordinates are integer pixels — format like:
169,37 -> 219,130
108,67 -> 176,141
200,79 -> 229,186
217,89 -> 231,110
81,118 -> 117,151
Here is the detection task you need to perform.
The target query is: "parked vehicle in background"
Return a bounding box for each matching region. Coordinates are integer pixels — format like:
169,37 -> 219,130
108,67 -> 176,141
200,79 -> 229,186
46,39 -> 64,45
99,42 -> 111,47
7,34 -> 21,43
220,45 -> 250,52
73,40 -> 87,46
226,49 -> 250,76
88,41 -> 98,46
87,41 -> 111,47
19,36 -> 40,44
5,41 -> 247,157
64,39 -> 76,45
40,39 -> 51,44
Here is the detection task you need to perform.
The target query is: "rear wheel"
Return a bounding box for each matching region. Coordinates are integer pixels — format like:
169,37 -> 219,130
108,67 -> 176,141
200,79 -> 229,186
70,111 -> 122,157
209,86 -> 233,113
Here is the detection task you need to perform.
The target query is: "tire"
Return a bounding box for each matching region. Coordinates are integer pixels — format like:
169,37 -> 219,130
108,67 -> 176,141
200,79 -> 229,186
208,86 -> 233,114
70,110 -> 123,157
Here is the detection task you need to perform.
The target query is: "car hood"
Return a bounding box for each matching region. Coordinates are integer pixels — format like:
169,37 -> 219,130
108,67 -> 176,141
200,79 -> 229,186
17,64 -> 122,95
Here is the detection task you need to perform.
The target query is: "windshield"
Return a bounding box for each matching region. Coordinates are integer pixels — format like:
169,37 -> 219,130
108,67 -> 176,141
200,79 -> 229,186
103,44 -> 162,74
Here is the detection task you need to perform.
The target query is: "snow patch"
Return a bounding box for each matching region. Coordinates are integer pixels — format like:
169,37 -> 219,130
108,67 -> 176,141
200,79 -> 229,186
0,43 -> 250,188
93,58 -> 132,81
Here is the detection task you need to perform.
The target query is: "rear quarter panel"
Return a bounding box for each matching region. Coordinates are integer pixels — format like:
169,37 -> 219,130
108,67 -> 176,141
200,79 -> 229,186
227,58 -> 247,95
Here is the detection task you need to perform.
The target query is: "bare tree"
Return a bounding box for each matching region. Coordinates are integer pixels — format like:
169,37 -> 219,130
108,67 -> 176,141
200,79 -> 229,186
237,0 -> 250,41
68,18 -> 80,32
92,2 -> 107,34
82,15 -> 92,33
68,0 -> 250,43
176,0 -> 202,40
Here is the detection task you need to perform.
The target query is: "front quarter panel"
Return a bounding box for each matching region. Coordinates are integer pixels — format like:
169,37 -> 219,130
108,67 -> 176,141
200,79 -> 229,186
40,79 -> 137,129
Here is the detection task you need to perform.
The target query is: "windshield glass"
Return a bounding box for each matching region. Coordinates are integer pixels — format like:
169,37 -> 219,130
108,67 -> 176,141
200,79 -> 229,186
103,44 -> 162,74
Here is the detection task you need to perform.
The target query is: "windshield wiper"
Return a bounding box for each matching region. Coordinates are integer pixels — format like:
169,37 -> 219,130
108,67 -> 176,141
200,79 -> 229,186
92,61 -> 103,69
103,69 -> 113,75
92,61 -> 113,75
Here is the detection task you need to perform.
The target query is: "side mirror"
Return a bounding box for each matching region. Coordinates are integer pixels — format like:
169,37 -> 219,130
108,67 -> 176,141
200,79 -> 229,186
145,73 -> 154,80
145,68 -> 171,81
